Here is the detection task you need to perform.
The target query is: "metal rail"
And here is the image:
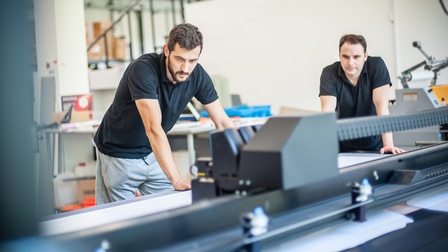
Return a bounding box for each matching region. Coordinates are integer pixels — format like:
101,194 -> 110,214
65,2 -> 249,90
337,106 -> 448,141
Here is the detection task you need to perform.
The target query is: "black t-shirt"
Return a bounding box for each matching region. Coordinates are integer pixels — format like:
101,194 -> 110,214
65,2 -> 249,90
319,56 -> 391,152
94,53 -> 218,159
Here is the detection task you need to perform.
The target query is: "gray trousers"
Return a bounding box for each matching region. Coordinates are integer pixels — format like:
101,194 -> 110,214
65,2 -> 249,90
95,151 -> 173,205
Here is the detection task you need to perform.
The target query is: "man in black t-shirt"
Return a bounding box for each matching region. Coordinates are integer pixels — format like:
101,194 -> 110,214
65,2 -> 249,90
319,34 -> 405,154
94,23 -> 235,205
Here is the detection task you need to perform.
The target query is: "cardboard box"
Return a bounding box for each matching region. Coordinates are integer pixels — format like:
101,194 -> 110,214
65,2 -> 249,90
114,36 -> 127,60
54,172 -> 78,208
92,21 -> 112,38
52,110 -> 92,124
77,179 -> 95,204
87,38 -> 103,61
92,21 -> 113,59
52,93 -> 93,123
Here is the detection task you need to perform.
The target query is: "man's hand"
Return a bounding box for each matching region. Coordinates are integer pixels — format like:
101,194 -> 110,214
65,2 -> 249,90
173,178 -> 191,191
380,145 -> 406,155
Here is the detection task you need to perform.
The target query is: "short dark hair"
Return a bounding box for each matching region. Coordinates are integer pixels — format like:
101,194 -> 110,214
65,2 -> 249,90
339,34 -> 367,53
167,23 -> 203,53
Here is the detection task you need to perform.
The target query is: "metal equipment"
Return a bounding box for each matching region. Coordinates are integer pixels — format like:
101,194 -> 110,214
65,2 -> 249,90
390,87 -> 448,146
397,41 -> 448,88
393,41 -> 448,147
21,106 -> 448,252
193,106 -> 448,201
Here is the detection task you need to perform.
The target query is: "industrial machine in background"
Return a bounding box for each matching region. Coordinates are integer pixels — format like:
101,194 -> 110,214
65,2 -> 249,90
398,41 -> 448,88
41,106 -> 448,252
392,41 -> 448,147
192,107 -> 448,202
391,87 -> 448,146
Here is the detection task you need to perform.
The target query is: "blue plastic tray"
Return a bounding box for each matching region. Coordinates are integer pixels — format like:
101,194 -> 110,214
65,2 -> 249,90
200,105 -> 272,118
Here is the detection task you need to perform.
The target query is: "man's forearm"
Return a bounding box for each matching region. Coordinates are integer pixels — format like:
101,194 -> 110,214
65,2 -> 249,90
382,132 -> 394,147
147,130 -> 182,184
216,117 -> 236,130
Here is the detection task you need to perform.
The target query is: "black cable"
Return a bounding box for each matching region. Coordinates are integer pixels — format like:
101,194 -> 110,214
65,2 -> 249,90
440,0 -> 448,15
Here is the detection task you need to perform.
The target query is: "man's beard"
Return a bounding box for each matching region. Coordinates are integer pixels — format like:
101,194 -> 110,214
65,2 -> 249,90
168,55 -> 190,83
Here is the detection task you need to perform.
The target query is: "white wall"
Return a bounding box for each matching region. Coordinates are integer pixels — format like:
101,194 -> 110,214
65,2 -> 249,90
185,0 -> 448,114
34,0 -> 90,112
55,0 -> 90,96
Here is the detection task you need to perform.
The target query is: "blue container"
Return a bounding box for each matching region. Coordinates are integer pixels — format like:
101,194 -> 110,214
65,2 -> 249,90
200,105 -> 272,118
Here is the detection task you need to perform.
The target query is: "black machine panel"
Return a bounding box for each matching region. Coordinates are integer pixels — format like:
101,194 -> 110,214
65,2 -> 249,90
194,113 -> 339,200
237,113 -> 339,193
193,107 -> 448,201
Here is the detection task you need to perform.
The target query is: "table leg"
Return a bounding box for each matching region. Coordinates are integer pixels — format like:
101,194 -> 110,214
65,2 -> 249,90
44,131 -> 56,213
186,133 -> 196,166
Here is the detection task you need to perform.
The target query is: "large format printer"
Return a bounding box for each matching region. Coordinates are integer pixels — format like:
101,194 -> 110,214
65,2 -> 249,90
26,105 -> 448,252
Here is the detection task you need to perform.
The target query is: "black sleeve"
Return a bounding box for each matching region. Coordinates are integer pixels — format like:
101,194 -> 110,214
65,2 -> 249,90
319,66 -> 337,97
194,64 -> 219,105
127,61 -> 159,100
369,57 -> 392,90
